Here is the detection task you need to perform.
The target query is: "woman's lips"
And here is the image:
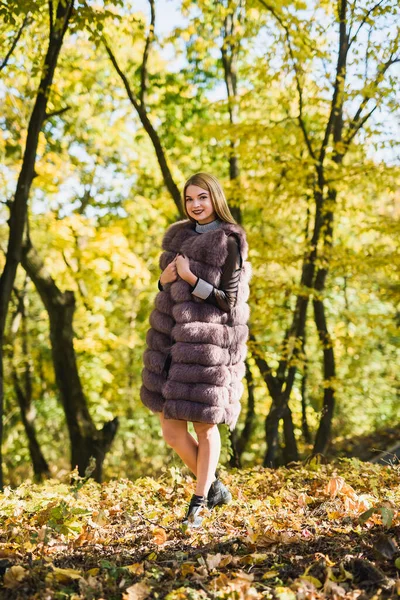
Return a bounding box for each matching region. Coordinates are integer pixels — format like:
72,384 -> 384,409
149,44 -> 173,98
193,210 -> 203,214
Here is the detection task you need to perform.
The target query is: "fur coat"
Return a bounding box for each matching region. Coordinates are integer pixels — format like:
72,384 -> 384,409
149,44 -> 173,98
140,218 -> 251,431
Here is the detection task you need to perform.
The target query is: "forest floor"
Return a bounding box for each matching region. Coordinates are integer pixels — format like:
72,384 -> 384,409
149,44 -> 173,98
327,421 -> 400,463
0,458 -> 400,599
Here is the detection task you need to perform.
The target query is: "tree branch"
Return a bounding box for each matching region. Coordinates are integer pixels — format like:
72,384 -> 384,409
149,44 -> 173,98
319,0 -> 348,165
343,54 -> 400,149
49,0 -> 54,37
348,0 -> 387,49
258,0 -> 316,161
44,106 -> 71,120
140,0 -> 156,107
0,14 -> 30,72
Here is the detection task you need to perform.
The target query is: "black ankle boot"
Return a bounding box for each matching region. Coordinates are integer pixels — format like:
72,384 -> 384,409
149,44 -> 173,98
207,476 -> 232,509
181,494 -> 208,528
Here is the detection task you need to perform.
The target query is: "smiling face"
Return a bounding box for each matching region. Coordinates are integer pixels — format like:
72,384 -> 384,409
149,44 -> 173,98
184,184 -> 217,224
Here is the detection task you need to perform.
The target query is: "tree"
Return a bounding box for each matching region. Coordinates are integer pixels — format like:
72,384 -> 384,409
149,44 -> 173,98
0,0 -> 74,489
252,0 -> 400,464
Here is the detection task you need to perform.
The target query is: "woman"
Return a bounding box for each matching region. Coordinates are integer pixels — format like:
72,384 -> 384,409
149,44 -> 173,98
140,172 -> 251,528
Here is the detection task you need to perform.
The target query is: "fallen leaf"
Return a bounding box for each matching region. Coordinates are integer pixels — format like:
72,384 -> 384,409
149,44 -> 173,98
152,527 -> 167,545
122,581 -> 151,599
206,553 -> 222,570
300,574 -> 322,588
261,570 -> 279,579
274,587 -> 296,600
52,567 -> 82,583
3,565 -> 28,589
181,563 -> 195,576
124,562 -> 145,575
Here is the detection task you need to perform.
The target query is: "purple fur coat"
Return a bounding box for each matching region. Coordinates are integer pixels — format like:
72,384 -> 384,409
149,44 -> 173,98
140,218 -> 251,431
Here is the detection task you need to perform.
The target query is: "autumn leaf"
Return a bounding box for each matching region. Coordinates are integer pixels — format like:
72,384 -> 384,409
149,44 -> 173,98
3,565 -> 28,589
122,581 -> 151,600
50,566 -> 83,583
151,526 -> 168,545
180,562 -> 195,576
206,552 -> 223,570
124,562 -> 145,575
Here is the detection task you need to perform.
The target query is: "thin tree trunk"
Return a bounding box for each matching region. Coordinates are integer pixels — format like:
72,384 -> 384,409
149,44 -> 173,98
0,0 -> 74,490
221,0 -> 244,224
229,358 -> 256,467
98,19 -> 183,217
282,404 -> 299,464
312,297 -> 336,453
21,233 -> 118,482
12,374 -> 50,479
10,283 -> 50,480
263,400 -> 286,467
301,338 -> 311,444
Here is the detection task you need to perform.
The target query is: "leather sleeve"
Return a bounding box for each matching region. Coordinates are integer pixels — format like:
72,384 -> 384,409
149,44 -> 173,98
191,234 -> 242,312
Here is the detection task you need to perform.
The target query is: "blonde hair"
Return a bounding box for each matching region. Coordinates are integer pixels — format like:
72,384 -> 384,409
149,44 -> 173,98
182,172 -> 237,224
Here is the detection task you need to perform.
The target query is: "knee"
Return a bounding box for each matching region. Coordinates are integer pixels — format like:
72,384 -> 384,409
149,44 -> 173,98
193,422 -> 219,439
161,424 -> 182,448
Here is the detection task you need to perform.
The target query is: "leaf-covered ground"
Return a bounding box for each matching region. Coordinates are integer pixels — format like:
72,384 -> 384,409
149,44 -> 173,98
328,424 -> 400,463
1,458 -> 399,599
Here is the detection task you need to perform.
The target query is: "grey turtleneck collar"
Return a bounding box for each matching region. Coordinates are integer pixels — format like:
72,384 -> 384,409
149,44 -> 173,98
195,218 -> 223,233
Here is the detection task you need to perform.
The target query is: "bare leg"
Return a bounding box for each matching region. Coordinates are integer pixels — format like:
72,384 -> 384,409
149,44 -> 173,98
193,422 -> 221,497
159,412 -> 199,476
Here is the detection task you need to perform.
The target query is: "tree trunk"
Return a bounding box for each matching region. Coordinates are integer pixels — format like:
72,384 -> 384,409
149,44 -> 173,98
10,283 -> 50,480
0,0 -> 74,490
12,372 -> 50,480
312,296 -> 336,454
301,333 -> 311,444
100,40 -> 183,218
282,404 -> 299,464
21,234 -> 118,482
221,0 -> 244,224
263,399 -> 286,467
229,358 -> 256,467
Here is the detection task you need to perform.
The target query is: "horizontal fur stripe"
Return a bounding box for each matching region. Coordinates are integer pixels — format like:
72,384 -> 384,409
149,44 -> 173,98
228,381 -> 244,403
170,280 -> 192,303
161,220 -> 191,251
143,349 -> 167,375
229,361 -> 246,381
172,302 -> 228,325
159,251 -> 176,271
190,261 -> 221,286
163,399 -> 226,425
163,380 -> 229,406
172,322 -> 231,347
230,324 -> 249,349
140,385 -> 164,413
146,328 -> 172,353
168,363 -> 231,386
142,367 -> 165,393
230,343 -> 248,365
171,342 -> 230,366
229,303 -> 250,325
149,308 -> 174,336
179,229 -> 228,267
155,291 -> 175,317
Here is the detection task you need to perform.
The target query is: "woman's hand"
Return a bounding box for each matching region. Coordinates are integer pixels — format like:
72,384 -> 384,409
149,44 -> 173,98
175,254 -> 198,286
160,256 -> 178,285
